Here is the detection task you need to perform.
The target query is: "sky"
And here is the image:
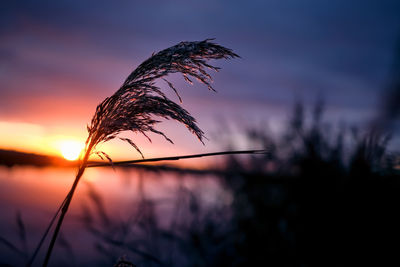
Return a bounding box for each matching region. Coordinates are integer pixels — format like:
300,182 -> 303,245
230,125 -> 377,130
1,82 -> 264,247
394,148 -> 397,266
1,0 -> 400,161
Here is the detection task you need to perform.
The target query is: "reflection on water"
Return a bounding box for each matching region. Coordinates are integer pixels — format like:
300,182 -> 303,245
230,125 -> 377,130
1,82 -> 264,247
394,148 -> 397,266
0,166 -> 229,266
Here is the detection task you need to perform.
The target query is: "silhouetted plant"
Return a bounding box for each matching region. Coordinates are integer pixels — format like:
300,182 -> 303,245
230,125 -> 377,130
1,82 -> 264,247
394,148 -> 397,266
38,39 -> 238,266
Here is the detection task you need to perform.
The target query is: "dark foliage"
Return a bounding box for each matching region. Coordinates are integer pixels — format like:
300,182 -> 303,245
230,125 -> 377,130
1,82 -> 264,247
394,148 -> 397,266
78,102 -> 400,266
216,101 -> 400,265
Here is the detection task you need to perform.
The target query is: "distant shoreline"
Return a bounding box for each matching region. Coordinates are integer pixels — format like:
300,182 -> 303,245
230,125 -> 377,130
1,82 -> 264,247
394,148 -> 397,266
0,149 -> 76,168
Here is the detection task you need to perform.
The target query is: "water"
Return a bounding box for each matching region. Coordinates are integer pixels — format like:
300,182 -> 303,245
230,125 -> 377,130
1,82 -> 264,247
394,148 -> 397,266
0,165 -> 228,266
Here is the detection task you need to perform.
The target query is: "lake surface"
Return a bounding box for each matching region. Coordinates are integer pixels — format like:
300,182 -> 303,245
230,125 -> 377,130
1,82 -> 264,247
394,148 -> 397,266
0,165 -> 229,266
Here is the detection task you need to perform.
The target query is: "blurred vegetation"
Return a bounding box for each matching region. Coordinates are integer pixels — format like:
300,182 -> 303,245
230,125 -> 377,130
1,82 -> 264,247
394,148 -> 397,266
75,100 -> 400,266
218,100 -> 400,265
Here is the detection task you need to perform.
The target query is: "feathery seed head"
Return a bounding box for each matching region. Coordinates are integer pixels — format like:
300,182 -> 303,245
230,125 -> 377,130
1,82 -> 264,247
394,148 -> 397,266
85,39 -> 238,159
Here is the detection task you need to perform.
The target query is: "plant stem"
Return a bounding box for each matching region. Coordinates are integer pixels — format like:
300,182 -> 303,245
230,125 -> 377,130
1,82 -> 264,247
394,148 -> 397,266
43,150 -> 90,267
87,149 -> 268,168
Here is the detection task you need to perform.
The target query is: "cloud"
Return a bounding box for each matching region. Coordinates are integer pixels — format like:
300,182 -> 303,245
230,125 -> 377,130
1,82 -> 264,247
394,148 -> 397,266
0,0 -> 399,126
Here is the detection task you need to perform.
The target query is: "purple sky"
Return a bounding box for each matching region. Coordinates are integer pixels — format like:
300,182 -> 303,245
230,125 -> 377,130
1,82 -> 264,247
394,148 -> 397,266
1,0 -> 400,158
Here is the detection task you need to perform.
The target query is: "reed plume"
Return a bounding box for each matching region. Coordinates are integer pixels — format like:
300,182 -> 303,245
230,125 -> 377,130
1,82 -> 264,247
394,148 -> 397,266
42,39 -> 238,266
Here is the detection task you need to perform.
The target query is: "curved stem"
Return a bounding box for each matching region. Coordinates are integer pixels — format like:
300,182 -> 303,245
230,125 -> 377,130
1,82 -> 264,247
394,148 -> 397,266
43,149 -> 91,267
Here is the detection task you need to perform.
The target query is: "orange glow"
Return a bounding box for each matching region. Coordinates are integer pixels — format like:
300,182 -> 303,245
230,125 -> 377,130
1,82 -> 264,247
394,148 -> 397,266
59,140 -> 84,161
0,120 -> 218,168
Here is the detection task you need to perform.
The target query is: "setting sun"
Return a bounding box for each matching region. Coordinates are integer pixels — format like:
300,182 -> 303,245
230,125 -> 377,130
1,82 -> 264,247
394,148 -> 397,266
59,140 -> 84,161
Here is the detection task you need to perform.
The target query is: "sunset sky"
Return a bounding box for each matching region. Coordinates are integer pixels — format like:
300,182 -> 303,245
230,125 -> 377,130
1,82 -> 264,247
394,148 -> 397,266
1,0 -> 400,160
